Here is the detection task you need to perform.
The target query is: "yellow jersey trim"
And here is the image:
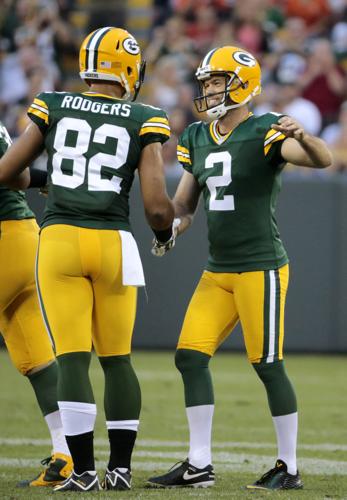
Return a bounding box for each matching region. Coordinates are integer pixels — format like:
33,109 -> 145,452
209,112 -> 253,145
177,145 -> 189,154
28,107 -> 49,124
139,125 -> 170,137
33,98 -> 48,110
177,154 -> 192,165
145,116 -> 169,126
264,129 -> 286,156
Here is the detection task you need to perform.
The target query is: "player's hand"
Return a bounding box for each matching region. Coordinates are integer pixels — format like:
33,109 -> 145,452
271,116 -> 306,142
39,184 -> 49,197
151,218 -> 181,257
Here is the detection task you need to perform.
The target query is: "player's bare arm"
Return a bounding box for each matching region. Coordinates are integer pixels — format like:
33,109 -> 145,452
273,116 -> 333,168
0,122 -> 44,189
173,171 -> 201,236
138,142 -> 174,230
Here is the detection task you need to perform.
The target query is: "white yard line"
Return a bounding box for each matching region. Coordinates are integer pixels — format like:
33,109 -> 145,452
0,454 -> 346,475
0,437 -> 346,452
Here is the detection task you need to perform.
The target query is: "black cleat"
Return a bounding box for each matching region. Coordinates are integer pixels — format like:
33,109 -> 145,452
102,467 -> 131,490
246,459 -> 303,490
53,470 -> 100,492
147,460 -> 215,488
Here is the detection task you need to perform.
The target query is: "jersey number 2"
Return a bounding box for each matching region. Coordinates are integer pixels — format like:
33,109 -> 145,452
205,151 -> 235,211
52,117 -> 130,192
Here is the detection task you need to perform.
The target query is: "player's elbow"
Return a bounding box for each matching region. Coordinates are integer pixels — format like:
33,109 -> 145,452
319,150 -> 333,168
145,201 -> 174,230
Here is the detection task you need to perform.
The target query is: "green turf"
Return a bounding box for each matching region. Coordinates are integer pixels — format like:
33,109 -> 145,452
0,350 -> 346,499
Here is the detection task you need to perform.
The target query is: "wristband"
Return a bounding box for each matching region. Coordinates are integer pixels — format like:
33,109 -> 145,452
152,225 -> 173,243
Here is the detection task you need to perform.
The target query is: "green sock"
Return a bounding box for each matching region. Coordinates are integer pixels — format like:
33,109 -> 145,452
175,349 -> 214,407
253,360 -> 297,416
57,352 -> 94,403
27,362 -> 59,416
99,355 -> 141,420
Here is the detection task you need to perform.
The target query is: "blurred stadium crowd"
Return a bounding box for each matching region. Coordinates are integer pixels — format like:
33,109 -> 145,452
1,0 -> 347,175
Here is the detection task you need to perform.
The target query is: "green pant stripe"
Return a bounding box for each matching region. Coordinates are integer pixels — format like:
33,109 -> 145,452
35,239 -> 55,352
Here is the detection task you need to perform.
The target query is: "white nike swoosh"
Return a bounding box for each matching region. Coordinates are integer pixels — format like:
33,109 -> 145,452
183,470 -> 208,481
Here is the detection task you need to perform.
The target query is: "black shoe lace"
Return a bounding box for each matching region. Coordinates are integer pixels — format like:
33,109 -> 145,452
168,460 -> 187,472
40,456 -> 53,467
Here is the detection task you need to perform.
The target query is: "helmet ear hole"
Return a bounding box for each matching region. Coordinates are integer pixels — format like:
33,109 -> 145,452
127,66 -> 132,75
116,40 -> 120,50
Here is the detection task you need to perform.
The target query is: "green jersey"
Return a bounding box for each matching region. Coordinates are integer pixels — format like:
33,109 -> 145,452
0,122 -> 34,222
27,92 -> 170,230
177,113 -> 288,272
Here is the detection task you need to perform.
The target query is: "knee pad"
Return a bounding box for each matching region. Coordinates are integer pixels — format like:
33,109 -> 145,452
175,348 -> 210,374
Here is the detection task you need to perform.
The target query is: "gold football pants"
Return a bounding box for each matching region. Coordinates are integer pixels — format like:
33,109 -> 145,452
37,224 -> 137,357
0,219 -> 55,374
177,265 -> 289,363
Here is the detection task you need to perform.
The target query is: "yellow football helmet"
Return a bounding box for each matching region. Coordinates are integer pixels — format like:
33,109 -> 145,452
79,27 -> 146,101
194,46 -> 261,118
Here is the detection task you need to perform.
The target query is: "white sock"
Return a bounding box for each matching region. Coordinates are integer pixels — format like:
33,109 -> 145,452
106,419 -> 139,432
45,410 -> 70,456
272,412 -> 298,475
58,401 -> 97,436
186,404 -> 214,468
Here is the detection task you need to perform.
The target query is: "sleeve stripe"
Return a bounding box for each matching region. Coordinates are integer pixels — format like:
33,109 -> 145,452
145,117 -> 169,125
177,145 -> 189,154
177,154 -> 192,165
140,122 -> 170,131
264,130 -> 283,146
30,103 -> 49,115
176,150 -> 190,159
28,107 -> 49,124
139,126 -> 170,137
33,98 -> 48,110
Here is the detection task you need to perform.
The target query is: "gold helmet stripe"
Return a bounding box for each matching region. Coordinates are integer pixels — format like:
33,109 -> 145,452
85,27 -> 112,73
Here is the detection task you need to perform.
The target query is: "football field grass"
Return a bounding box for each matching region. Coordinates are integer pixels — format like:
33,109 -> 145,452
0,349 -> 346,499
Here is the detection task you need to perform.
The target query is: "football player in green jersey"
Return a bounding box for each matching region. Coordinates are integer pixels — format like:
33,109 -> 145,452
0,122 -> 73,487
0,28 -> 174,492
148,46 -> 332,490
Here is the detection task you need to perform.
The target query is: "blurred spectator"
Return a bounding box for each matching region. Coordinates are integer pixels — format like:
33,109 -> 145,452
145,15 -> 197,75
284,0 -> 331,36
254,52 -> 322,135
145,55 -> 194,113
232,0 -> 270,55
325,109 -> 347,172
0,0 -> 79,135
331,21 -> 347,71
211,20 -> 236,47
185,5 -> 219,54
300,38 -> 347,126
272,16 -> 308,53
321,99 -> 347,144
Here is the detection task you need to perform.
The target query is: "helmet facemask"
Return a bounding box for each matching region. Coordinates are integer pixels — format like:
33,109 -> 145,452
132,60 -> 146,101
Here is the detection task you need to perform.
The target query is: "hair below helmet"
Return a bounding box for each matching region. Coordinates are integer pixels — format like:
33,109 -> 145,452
79,27 -> 146,101
194,46 -> 261,118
